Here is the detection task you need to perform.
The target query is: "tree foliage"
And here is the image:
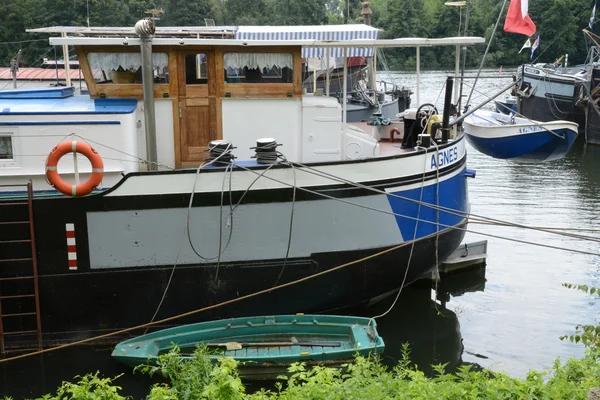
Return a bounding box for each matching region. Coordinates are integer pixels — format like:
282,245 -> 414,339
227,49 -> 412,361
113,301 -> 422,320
0,0 -> 598,68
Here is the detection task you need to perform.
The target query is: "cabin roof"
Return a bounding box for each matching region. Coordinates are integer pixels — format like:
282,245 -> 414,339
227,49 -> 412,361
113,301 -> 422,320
27,25 -> 237,37
27,24 -> 379,38
0,92 -> 137,114
29,25 -> 485,50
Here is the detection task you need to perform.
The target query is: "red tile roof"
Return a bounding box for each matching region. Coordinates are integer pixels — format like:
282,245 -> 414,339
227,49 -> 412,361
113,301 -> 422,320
0,68 -> 86,81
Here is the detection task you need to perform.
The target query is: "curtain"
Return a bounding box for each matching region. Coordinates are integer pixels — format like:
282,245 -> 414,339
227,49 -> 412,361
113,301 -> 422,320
224,53 -> 293,70
88,53 -> 169,73
0,136 -> 13,159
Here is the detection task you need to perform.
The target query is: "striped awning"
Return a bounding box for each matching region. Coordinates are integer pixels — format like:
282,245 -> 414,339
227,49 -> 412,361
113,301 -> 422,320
235,24 -> 380,58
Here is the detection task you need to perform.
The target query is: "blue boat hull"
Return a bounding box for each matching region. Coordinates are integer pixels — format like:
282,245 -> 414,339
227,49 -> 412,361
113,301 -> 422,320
466,128 -> 577,161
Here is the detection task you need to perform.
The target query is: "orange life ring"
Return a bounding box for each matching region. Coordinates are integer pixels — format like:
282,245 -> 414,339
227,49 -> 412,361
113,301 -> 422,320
45,141 -> 104,196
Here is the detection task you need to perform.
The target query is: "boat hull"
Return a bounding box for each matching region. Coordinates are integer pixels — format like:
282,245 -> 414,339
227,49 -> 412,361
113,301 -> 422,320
112,314 -> 385,380
0,139 -> 470,349
464,112 -> 578,161
516,64 -> 588,130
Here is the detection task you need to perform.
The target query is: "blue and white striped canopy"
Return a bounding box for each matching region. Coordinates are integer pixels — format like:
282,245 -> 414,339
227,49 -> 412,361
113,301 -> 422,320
235,24 -> 380,58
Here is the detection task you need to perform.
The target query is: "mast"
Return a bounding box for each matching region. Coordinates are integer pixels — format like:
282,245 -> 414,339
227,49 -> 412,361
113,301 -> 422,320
457,0 -> 470,114
464,0 -> 508,112
362,2 -> 375,92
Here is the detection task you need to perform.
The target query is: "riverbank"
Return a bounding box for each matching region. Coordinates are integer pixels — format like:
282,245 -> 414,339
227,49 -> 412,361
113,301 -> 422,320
20,337 -> 600,400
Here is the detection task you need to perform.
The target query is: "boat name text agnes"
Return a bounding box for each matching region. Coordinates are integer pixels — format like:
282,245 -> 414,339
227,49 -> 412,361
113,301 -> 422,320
431,146 -> 459,168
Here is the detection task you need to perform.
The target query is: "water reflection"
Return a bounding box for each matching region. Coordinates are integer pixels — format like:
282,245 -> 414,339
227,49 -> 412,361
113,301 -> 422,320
0,267 -> 485,398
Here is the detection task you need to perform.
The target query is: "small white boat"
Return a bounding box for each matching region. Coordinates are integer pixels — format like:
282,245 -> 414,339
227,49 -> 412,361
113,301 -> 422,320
463,110 -> 578,162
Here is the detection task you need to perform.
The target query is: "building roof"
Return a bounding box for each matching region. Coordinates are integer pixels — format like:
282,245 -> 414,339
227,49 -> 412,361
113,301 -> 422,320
0,67 -> 89,81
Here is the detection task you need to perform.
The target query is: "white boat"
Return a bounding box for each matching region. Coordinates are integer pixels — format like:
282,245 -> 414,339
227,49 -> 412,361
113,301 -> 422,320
463,110 -> 578,161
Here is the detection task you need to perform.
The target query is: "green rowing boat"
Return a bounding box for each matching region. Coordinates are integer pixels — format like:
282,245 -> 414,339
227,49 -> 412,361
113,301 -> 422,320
112,314 -> 385,380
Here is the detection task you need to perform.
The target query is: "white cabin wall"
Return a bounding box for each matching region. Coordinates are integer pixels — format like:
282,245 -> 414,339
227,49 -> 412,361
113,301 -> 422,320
301,96 -> 343,163
136,99 -> 175,170
222,99 -> 302,161
0,112 -> 139,191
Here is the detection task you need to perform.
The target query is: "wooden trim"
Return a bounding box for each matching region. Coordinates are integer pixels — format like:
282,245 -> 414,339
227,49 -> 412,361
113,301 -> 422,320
185,85 -> 209,98
216,98 -> 223,140
168,47 -> 179,100
185,97 -> 209,106
208,50 -> 216,97
95,84 -> 170,99
173,99 -> 182,168
78,45 -> 173,99
181,161 -> 209,168
215,49 -> 224,139
222,83 -> 296,98
75,46 -> 98,97
292,47 -> 303,97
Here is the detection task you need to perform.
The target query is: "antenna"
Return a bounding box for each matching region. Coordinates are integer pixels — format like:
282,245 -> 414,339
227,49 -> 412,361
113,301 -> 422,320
86,0 -> 90,27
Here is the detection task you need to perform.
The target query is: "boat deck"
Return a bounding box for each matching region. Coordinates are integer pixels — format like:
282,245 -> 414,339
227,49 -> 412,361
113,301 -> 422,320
378,141 -> 416,156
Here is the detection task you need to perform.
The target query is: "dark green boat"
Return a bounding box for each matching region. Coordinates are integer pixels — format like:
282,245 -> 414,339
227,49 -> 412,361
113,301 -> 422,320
112,314 -> 385,380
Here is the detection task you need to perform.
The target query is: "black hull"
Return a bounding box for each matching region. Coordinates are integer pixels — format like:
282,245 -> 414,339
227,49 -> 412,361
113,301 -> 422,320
4,223 -> 465,348
586,102 -> 600,145
518,94 -> 586,130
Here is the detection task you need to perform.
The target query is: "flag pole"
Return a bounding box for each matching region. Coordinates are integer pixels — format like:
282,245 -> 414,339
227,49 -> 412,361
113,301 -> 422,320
464,0 -> 508,113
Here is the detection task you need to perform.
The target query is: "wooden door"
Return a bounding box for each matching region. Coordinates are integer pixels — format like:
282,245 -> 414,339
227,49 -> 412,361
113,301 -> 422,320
178,51 -> 217,164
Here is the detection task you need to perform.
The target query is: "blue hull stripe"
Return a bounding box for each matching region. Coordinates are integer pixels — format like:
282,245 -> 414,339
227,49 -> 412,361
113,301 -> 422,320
387,167 -> 469,240
0,121 -> 120,126
466,129 -> 577,161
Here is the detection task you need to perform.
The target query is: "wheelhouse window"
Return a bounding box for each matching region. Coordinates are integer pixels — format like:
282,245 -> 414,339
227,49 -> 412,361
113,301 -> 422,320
185,53 -> 208,84
224,53 -> 293,83
0,135 -> 13,160
87,52 -> 169,84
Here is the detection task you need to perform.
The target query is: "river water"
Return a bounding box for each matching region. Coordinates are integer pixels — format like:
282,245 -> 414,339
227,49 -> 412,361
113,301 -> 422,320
2,68 -> 600,397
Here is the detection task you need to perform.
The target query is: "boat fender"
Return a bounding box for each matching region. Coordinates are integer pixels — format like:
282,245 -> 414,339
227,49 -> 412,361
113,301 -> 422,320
45,141 -> 104,196
427,115 -> 443,135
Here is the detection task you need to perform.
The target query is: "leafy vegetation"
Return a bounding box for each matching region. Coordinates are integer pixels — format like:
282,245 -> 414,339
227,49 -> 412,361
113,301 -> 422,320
21,332 -> 600,399
0,0 -> 598,69
2,283 -> 599,398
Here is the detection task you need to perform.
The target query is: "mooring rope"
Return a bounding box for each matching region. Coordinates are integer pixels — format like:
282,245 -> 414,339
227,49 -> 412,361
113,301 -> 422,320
0,229 -> 444,364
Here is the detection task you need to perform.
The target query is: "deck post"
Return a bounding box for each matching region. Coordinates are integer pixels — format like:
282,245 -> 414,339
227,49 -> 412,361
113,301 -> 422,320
136,19 -> 158,171
454,45 -> 460,105
343,46 -> 348,125
61,33 -> 71,87
416,46 -> 420,106
441,77 -> 454,143
326,51 -> 330,97
362,2 -> 374,91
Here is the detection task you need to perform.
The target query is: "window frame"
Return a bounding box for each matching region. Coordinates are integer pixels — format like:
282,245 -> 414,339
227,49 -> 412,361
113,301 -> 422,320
0,129 -> 17,167
223,52 -> 294,84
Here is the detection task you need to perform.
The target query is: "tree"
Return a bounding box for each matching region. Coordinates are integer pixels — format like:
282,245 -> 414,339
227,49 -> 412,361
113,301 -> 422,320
269,0 -> 329,25
162,0 -> 213,26
221,0 -> 269,25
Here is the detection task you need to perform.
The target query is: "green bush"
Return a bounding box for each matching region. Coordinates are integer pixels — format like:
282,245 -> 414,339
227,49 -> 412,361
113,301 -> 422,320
27,283 -> 600,399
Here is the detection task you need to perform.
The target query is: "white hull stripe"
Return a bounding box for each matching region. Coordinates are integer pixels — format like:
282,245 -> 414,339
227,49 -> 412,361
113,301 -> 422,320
106,139 -> 467,197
